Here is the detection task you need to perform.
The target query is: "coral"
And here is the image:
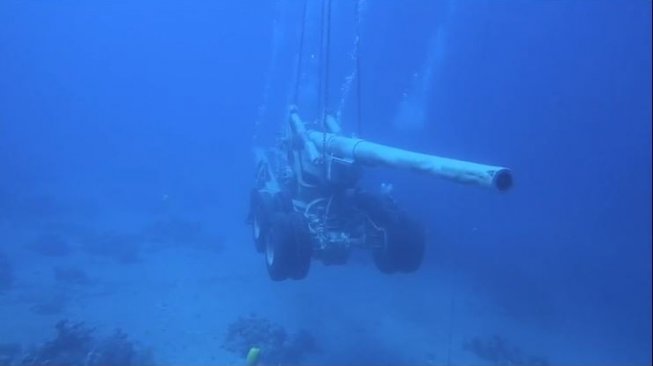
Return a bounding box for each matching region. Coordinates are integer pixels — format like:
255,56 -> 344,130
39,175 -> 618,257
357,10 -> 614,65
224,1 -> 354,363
19,320 -> 154,366
463,335 -> 549,366
21,320 -> 94,365
89,329 -> 136,365
86,329 -> 154,366
223,314 -> 286,357
223,314 -> 318,365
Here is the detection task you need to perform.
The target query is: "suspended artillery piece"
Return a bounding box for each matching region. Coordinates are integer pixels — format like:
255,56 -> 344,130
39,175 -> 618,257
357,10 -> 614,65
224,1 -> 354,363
247,106 -> 513,281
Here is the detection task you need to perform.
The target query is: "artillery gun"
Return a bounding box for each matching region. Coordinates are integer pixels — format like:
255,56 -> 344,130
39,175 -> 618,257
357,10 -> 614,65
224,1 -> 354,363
247,106 -> 513,281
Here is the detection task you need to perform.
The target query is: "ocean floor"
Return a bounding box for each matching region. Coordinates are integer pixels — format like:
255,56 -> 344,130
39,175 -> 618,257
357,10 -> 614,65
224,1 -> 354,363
0,197 -> 647,366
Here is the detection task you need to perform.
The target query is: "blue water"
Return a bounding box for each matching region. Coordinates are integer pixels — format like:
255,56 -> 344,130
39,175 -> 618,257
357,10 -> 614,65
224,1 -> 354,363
0,1 -> 650,365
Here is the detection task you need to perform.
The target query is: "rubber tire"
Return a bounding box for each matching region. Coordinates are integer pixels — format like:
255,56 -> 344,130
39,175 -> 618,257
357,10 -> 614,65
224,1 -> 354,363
249,188 -> 295,253
357,192 -> 426,274
373,214 -> 426,274
249,190 -> 275,253
265,213 -> 313,281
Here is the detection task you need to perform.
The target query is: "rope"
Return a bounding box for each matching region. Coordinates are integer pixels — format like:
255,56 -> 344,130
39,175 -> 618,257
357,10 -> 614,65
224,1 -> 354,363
355,0 -> 363,137
292,0 -> 309,106
319,0 -> 332,164
317,0 -> 332,231
319,0 -> 332,126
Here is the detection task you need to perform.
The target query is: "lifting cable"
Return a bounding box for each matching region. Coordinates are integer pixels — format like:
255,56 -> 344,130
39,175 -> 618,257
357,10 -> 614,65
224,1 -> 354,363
318,0 -> 333,170
319,0 -> 332,132
292,0 -> 309,106
293,0 -> 364,139
317,0 -> 333,230
354,0 -> 363,137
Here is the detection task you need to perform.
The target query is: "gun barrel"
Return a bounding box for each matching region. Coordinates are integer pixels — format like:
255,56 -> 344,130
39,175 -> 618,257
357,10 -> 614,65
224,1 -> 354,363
306,130 -> 513,191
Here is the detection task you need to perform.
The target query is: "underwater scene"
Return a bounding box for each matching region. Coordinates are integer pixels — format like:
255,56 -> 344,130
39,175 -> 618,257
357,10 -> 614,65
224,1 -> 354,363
0,1 -> 651,365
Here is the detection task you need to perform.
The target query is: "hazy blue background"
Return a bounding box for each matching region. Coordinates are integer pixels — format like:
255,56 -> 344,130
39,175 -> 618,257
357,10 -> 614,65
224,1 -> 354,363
1,0 -> 650,365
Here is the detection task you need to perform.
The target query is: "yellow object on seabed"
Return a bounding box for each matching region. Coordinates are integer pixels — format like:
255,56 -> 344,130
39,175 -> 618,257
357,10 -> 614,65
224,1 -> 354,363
246,347 -> 261,366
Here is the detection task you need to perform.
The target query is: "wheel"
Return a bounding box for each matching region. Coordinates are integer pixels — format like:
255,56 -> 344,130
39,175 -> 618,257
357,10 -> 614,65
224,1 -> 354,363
357,192 -> 426,274
265,212 -> 313,281
372,213 -> 425,274
249,190 -> 274,253
249,189 -> 293,253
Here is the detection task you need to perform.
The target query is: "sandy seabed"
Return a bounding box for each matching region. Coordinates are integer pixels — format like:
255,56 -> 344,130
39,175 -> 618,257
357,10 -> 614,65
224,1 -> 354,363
0,207 -> 645,366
